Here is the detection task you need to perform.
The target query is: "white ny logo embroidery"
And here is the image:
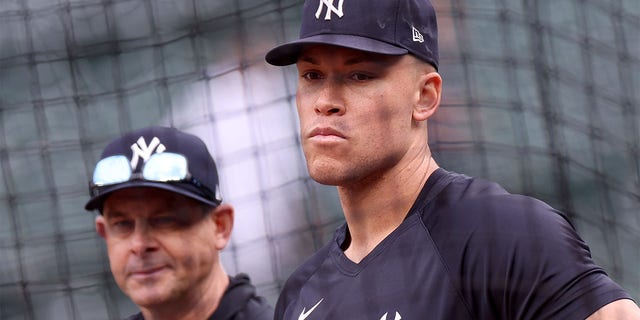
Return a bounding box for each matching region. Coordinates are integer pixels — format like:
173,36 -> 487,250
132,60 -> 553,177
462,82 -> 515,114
129,136 -> 166,169
315,0 -> 345,20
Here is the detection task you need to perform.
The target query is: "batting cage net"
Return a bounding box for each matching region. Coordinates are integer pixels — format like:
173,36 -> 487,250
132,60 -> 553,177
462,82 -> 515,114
0,0 -> 638,318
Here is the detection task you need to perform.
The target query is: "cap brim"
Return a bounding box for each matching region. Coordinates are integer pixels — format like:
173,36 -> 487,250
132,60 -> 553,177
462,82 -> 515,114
84,181 -> 219,211
265,34 -> 408,66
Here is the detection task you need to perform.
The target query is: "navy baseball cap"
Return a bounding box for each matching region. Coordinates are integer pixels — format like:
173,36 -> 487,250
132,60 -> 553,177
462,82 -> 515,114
265,0 -> 439,69
85,126 -> 222,211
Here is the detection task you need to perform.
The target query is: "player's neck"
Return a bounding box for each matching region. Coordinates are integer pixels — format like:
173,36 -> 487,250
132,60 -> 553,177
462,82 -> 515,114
338,152 -> 438,263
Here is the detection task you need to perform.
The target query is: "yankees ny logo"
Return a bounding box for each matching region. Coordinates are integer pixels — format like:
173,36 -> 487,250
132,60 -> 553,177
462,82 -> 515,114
130,136 -> 166,169
315,0 -> 344,20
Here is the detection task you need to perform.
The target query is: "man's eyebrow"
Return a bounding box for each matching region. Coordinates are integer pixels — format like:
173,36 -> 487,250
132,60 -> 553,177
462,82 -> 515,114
298,55 -> 318,65
103,210 -> 125,219
344,56 -> 370,65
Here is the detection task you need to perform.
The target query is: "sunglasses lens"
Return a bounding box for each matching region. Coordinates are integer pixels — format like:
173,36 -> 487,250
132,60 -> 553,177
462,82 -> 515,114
92,155 -> 132,186
143,152 -> 188,182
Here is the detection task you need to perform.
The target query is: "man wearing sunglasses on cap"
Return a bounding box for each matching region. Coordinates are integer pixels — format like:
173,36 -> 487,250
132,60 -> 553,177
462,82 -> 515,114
85,126 -> 273,320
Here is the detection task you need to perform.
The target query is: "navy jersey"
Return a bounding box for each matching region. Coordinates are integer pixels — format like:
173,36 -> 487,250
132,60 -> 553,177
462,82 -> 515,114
275,169 -> 631,319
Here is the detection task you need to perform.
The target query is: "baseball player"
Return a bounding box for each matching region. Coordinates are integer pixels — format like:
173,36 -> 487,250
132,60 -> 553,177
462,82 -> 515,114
265,0 -> 640,319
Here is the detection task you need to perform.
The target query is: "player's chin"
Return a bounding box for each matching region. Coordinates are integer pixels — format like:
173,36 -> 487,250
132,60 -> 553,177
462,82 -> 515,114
127,290 -> 165,307
306,161 -> 350,186
126,284 -> 176,307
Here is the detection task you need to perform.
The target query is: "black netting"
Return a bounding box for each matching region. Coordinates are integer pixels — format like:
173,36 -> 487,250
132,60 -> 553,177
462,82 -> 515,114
0,0 -> 638,318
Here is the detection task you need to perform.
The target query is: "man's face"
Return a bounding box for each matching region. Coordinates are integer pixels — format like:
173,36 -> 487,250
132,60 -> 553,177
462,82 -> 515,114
96,187 -> 219,307
295,45 -> 424,186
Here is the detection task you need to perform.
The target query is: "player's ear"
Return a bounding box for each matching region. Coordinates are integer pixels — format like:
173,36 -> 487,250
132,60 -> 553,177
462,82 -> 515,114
95,215 -> 107,239
413,66 -> 442,122
209,203 -> 234,250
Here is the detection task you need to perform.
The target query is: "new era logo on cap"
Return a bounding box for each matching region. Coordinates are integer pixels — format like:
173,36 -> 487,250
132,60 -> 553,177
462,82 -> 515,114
412,26 -> 424,43
265,0 -> 439,69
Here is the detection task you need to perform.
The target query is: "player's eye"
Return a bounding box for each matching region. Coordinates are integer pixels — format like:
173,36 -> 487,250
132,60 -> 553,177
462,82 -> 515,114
110,219 -> 134,234
149,216 -> 179,229
349,72 -> 374,81
301,71 -> 323,80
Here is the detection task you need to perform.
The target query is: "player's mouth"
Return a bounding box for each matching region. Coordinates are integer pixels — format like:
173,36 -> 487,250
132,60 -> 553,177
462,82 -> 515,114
129,266 -> 168,279
308,127 -> 346,143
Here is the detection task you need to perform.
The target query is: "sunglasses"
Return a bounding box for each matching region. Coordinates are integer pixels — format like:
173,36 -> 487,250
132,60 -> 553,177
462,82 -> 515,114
90,152 -> 217,203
